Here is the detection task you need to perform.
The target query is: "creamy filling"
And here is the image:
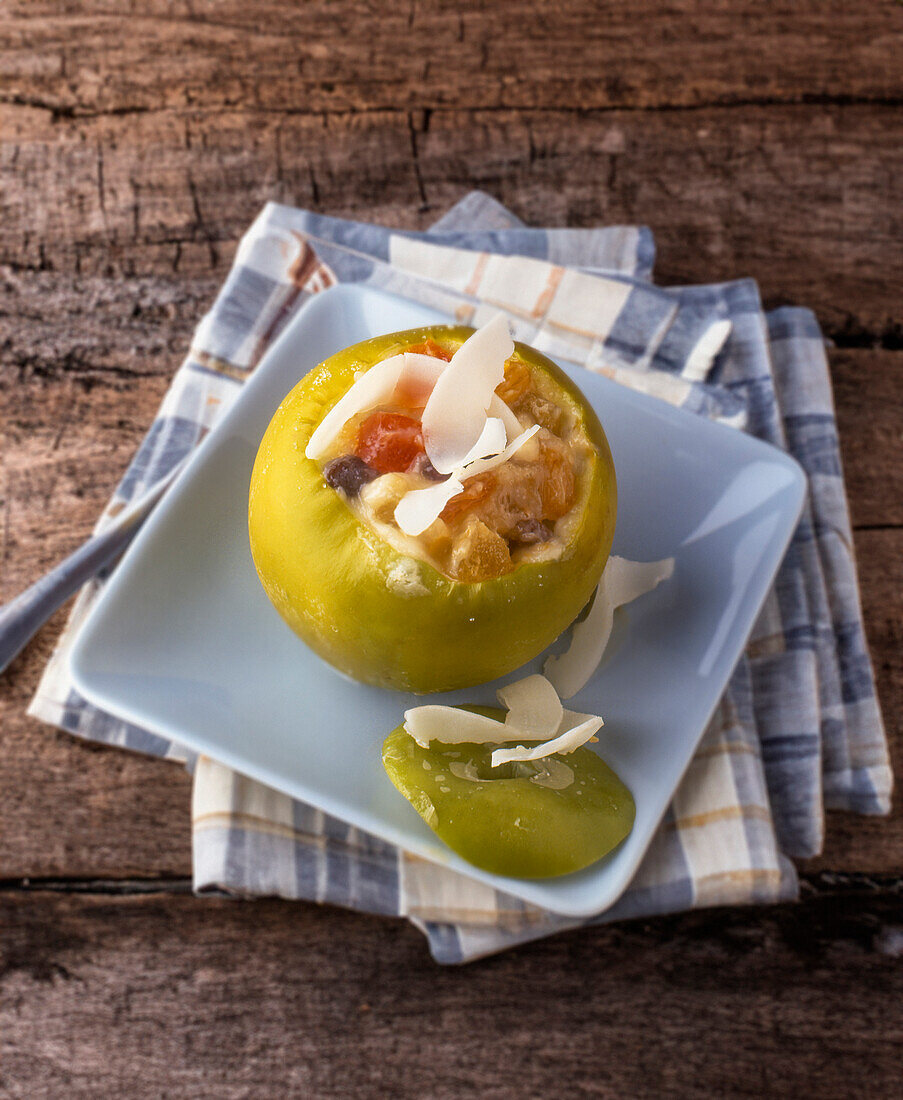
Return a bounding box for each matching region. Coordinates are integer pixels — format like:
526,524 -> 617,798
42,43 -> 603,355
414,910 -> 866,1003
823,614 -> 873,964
317,340 -> 596,583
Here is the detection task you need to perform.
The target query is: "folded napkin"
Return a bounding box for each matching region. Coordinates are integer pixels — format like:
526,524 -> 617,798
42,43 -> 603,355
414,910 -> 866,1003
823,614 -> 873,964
30,192 -> 891,963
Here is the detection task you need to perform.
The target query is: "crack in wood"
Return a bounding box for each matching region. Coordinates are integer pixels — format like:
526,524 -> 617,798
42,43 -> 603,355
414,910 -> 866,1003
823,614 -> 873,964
406,110 -> 429,210
186,174 -> 220,269
1,871 -> 900,897
95,143 -> 106,216
0,877 -> 194,895
0,494 -> 11,580
5,93 -> 903,123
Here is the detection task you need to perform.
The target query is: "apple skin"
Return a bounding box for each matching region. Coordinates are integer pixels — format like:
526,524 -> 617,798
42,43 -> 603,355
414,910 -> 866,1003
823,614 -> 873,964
248,325 -> 617,694
382,707 -> 635,878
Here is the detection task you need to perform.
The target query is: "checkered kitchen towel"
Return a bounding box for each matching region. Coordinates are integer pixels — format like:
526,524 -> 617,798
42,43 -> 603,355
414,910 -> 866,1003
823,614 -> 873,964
29,192 -> 891,963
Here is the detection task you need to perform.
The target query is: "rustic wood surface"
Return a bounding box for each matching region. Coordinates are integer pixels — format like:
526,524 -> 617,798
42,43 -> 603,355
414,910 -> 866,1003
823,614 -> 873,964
3,887 -> 903,1099
2,3 -> 902,1096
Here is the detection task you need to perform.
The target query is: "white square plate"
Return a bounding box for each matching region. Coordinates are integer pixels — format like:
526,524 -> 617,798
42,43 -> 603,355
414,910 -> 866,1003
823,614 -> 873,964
70,284 -> 806,917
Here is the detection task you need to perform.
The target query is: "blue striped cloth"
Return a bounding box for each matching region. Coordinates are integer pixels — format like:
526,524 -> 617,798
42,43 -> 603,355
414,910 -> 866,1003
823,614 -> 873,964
30,192 -> 891,963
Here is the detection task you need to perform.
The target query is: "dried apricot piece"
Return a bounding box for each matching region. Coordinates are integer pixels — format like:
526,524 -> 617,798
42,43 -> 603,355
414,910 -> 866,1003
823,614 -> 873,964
440,474 -> 497,523
469,462 -> 544,538
538,435 -> 576,519
405,338 -> 452,361
449,516 -> 512,582
495,356 -> 532,405
356,412 -> 425,474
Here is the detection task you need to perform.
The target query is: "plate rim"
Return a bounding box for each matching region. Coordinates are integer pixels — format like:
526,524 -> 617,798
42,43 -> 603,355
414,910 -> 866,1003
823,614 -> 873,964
69,282 -> 807,918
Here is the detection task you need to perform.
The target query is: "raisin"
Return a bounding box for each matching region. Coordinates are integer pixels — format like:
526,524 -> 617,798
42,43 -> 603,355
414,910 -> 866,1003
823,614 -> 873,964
323,454 -> 378,497
510,519 -> 553,545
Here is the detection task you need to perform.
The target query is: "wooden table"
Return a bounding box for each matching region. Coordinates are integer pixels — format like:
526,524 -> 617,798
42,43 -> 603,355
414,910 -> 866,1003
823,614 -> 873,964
2,4 -> 902,1095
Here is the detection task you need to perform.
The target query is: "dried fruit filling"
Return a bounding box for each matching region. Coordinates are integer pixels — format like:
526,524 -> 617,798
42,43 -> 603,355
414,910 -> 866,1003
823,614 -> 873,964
318,341 -> 592,582
356,412 -> 426,474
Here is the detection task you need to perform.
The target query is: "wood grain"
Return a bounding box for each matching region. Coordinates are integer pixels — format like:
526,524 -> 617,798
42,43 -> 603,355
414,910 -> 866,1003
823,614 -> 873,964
2,0 -> 903,342
2,104 -> 902,342
3,1 -> 902,115
0,280 -> 200,879
2,889 -> 902,1098
0,636 -> 192,881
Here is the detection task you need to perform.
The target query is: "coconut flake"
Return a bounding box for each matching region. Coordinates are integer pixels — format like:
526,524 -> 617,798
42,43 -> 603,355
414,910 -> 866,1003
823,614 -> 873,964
490,714 -> 604,768
457,416 -> 507,467
393,476 -> 464,537
404,679 -> 606,770
306,354 -> 403,459
488,394 -> 523,441
497,674 -> 563,738
421,314 -> 514,474
455,424 -> 540,482
544,555 -> 675,699
394,352 -> 446,405
403,701 -> 599,751
392,425 -> 540,537
404,706 -> 508,748
305,352 -> 444,460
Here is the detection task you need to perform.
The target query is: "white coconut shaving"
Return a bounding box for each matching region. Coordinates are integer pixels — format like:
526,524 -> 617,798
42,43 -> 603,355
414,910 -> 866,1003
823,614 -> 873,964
456,416 -> 507,468
304,351 -> 443,460
403,706 -> 509,749
490,714 -> 604,768
497,674 -> 563,738
488,393 -> 523,441
392,476 -> 466,539
544,555 -> 675,699
421,314 -> 514,474
404,672 -> 604,771
394,352 -> 446,405
393,425 -> 541,537
451,424 -> 540,483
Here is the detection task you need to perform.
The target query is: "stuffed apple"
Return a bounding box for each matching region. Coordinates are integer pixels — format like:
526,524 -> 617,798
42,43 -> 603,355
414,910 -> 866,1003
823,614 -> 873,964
248,318 -> 616,693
